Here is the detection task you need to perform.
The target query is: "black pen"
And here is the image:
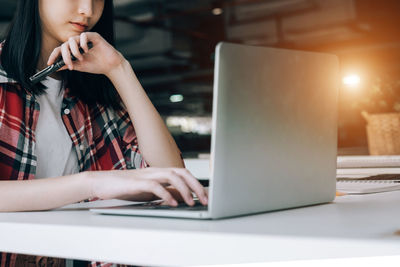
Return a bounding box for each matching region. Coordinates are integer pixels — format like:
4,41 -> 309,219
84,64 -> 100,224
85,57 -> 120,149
29,42 -> 93,84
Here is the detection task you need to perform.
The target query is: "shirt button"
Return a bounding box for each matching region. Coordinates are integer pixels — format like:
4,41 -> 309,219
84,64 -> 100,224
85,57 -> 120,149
79,144 -> 85,151
64,108 -> 70,115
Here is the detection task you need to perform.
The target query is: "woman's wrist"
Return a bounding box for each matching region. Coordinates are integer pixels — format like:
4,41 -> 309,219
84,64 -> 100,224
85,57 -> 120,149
105,55 -> 131,82
106,57 -> 143,103
80,170 -> 98,200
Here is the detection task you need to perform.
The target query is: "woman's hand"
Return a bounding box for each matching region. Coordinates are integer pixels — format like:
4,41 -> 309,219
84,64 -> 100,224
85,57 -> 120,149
87,168 -> 209,207
47,32 -> 124,77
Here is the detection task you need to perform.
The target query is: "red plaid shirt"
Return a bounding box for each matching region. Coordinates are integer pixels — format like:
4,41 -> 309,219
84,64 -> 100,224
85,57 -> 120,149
0,46 -> 149,267
0,71 -> 148,179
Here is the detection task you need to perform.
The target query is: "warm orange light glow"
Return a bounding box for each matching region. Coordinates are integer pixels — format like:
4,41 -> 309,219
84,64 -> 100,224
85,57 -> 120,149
212,8 -> 223,15
343,74 -> 361,87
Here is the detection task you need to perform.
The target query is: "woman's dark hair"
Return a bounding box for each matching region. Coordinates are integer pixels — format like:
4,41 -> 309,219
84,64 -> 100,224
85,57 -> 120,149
1,0 -> 122,110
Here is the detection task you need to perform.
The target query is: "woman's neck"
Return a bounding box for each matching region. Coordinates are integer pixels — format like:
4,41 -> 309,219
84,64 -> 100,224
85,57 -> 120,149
37,35 -> 62,80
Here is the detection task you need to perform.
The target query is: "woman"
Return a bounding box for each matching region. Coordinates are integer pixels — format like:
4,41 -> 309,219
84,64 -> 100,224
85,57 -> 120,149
0,0 -> 208,266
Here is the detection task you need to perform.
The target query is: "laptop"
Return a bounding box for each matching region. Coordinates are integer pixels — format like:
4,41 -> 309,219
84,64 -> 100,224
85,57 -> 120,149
90,42 -> 339,220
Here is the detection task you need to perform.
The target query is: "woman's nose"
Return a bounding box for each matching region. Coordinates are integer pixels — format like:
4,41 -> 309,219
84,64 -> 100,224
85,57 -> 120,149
78,0 -> 93,17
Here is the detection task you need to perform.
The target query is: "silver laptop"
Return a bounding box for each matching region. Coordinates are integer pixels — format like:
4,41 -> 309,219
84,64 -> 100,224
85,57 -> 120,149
90,42 -> 339,220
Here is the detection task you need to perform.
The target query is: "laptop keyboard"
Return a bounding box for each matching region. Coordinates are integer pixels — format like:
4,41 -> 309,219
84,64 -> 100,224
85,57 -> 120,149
124,199 -> 208,211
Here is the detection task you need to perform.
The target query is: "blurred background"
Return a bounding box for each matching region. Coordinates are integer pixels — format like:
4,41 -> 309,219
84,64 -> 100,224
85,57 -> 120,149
1,0 -> 400,157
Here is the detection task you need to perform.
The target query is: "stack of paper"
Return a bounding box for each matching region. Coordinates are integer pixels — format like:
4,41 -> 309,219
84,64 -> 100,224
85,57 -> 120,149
337,155 -> 400,168
336,155 -> 400,194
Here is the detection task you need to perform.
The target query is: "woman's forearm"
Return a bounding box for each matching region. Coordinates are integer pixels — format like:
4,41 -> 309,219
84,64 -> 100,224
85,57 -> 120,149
0,173 -> 181,212
107,59 -> 184,168
0,172 -> 92,212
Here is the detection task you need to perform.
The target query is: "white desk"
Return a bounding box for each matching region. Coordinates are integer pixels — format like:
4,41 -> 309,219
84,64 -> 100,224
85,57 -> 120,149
0,192 -> 400,266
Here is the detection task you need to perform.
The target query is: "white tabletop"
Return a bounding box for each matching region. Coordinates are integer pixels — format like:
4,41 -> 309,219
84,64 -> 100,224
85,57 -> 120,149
0,192 -> 400,266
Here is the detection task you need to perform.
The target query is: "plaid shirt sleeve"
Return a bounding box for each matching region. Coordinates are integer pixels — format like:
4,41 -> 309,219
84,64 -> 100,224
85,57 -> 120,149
113,103 -> 185,169
113,106 -> 149,169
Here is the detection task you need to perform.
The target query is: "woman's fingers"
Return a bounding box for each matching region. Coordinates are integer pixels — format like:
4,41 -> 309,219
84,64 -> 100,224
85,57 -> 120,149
44,32 -> 114,75
47,36 -> 86,70
163,170 -> 195,206
68,37 -> 83,61
61,42 -> 73,70
47,46 -> 67,71
143,180 -> 178,206
80,32 -> 89,53
146,173 -> 193,206
47,47 -> 61,65
146,167 -> 208,206
172,168 -> 209,205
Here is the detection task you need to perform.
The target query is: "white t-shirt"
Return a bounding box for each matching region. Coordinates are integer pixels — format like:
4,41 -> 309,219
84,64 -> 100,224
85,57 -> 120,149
35,76 -> 79,179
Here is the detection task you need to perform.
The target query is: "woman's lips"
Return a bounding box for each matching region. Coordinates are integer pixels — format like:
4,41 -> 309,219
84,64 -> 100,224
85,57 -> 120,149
70,22 -> 87,32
